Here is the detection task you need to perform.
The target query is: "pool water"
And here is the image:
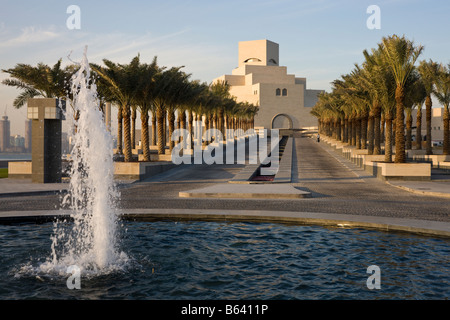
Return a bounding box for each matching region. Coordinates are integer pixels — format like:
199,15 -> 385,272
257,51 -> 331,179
1,220 -> 449,299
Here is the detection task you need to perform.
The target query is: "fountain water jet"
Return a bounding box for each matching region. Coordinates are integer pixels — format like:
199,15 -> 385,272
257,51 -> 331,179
41,46 -> 128,274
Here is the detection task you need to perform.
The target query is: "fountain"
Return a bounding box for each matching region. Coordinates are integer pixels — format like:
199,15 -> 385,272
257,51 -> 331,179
39,46 -> 128,276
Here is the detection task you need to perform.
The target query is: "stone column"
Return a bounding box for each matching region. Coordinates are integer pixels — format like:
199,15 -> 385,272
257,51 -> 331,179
28,98 -> 64,183
105,102 -> 111,132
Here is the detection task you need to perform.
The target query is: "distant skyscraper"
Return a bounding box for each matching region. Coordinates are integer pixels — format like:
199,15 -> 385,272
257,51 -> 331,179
25,119 -> 32,152
0,115 -> 11,152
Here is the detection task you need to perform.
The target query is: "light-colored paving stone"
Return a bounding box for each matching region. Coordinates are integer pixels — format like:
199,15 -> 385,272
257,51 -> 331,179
179,183 -> 311,199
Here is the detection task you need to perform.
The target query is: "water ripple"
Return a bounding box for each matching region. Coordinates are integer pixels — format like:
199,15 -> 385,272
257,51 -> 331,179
0,221 -> 449,299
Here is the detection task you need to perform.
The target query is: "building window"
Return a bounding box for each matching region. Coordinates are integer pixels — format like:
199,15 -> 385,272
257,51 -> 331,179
282,88 -> 288,96
276,88 -> 281,96
244,58 -> 262,63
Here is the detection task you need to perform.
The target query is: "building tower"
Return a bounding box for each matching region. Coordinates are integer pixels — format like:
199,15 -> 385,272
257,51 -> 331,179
0,115 -> 11,152
25,119 -> 32,152
213,39 -> 323,131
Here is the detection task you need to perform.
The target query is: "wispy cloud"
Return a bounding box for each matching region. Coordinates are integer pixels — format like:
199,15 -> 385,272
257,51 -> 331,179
0,25 -> 62,50
86,28 -> 191,62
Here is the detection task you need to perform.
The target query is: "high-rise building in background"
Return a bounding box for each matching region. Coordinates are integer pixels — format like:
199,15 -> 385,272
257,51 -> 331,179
0,115 -> 11,152
25,119 -> 32,152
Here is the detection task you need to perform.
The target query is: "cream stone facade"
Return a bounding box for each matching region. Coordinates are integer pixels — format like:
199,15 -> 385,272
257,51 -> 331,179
411,107 -> 445,145
214,39 -> 323,130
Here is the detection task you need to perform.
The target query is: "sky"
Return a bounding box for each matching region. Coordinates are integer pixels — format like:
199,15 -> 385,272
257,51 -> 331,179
0,0 -> 449,136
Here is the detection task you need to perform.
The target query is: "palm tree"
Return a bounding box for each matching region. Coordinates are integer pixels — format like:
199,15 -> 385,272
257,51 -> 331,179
359,48 -> 389,155
433,64 -> 450,155
2,59 -> 72,108
379,35 -> 423,163
333,72 -> 369,149
418,59 -> 440,155
415,79 -> 427,150
166,71 -> 192,152
152,66 -> 186,154
92,55 -> 141,162
210,80 -> 232,137
404,71 -> 424,150
373,56 -> 397,163
133,56 -> 161,162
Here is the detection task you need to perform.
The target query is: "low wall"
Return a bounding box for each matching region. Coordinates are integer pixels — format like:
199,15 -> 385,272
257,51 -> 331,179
8,162 -> 32,179
137,154 -> 172,161
8,160 -> 176,181
365,161 -> 431,181
411,154 -> 450,166
114,161 -> 176,180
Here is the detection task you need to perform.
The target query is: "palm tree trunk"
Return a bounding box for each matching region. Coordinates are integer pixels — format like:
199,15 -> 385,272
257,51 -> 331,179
385,116 -> 393,163
406,111 -> 412,150
203,114 -> 210,146
122,105 -> 133,162
176,112 -> 181,145
188,111 -> 194,149
356,118 -> 362,148
416,105 -> 422,150
336,119 -> 341,141
131,107 -> 136,150
117,106 -> 123,154
163,110 -> 167,149
368,114 -> 374,155
168,110 -> 175,152
141,110 -> 150,162
351,119 -> 356,146
425,95 -> 433,155
209,113 -> 214,142
374,105 -> 381,155
394,86 -> 406,163
151,111 -> 157,146
180,110 -> 186,148
218,108 -> 224,141
156,107 -> 165,155
361,112 -> 368,149
343,117 -> 348,143
444,105 -> 449,155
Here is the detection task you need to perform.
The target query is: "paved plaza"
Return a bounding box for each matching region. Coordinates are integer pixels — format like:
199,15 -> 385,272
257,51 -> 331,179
0,133 -> 449,236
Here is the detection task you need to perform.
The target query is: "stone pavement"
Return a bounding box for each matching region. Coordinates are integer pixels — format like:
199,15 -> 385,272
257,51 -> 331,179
1,135 -> 448,199
0,178 -> 68,197
1,134 -> 449,236
0,178 -> 134,197
314,138 -> 450,199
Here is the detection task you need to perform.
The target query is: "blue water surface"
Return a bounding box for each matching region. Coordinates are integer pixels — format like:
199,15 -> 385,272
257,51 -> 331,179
0,220 -> 449,300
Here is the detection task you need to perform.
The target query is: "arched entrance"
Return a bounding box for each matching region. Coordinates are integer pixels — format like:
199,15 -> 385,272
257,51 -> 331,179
271,113 -> 293,129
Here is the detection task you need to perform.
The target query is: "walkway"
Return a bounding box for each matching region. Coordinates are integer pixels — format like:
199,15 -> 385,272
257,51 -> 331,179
0,133 -> 449,235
